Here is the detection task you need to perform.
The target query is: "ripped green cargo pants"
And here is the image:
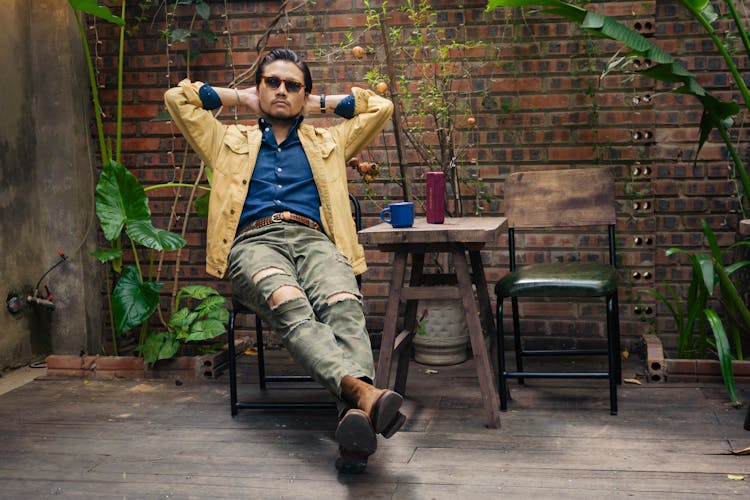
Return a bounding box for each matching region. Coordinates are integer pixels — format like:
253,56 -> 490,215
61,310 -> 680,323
227,222 -> 375,411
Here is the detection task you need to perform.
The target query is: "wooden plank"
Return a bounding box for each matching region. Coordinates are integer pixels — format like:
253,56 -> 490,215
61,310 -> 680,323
504,168 -> 616,228
0,354 -> 748,498
358,217 -> 506,245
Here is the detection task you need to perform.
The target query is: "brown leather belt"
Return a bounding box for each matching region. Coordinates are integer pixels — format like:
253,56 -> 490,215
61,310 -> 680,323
239,211 -> 321,235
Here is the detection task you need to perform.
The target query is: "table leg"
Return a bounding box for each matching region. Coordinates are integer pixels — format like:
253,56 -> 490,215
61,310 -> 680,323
453,249 -> 502,429
375,251 -> 407,389
469,250 -> 497,351
394,252 -> 424,395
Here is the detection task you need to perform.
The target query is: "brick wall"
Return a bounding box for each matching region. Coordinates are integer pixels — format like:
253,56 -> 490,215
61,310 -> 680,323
90,0 -> 748,354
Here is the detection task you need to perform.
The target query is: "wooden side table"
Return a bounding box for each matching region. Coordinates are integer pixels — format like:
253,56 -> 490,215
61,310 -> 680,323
359,216 -> 506,428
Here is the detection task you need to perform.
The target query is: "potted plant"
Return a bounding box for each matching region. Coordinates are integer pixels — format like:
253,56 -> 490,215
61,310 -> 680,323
61,0 -> 229,370
644,220 -> 750,405
341,1 -> 497,364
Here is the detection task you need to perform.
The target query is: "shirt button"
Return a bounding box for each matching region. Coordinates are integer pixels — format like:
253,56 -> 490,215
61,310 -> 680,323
277,184 -> 282,189
242,179 -> 247,185
230,209 -> 235,215
276,167 -> 282,173
274,199 -> 281,205
277,147 -> 281,152
223,239 -> 227,244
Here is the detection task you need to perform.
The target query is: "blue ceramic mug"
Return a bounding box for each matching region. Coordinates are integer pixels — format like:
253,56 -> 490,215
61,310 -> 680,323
380,202 -> 414,228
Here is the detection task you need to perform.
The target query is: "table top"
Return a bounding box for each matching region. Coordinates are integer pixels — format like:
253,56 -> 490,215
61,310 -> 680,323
358,216 -> 507,246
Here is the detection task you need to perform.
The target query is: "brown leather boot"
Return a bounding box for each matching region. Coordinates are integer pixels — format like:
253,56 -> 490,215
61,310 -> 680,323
340,375 -> 406,438
334,408 -> 376,474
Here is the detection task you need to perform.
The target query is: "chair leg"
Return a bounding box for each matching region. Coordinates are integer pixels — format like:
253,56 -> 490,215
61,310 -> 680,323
511,296 -> 524,385
255,315 -> 267,390
607,294 -> 618,415
613,293 -> 622,384
228,311 -> 238,417
496,297 -> 509,412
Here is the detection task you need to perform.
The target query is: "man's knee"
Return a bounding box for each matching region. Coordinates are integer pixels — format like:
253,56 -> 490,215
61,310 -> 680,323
251,267 -> 304,308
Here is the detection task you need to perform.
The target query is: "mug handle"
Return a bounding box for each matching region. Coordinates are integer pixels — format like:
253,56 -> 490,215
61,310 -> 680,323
380,208 -> 392,223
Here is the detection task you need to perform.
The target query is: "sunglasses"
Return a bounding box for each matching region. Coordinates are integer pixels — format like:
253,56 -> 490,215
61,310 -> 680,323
261,75 -> 305,94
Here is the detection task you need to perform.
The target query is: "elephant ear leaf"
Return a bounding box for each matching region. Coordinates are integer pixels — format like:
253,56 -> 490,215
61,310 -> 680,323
111,266 -> 164,333
95,160 -> 151,241
126,221 -> 186,252
68,0 -> 125,25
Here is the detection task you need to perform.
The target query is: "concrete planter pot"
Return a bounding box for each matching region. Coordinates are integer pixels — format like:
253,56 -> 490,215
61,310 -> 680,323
412,298 -> 470,366
45,339 -> 247,380
642,333 -> 750,383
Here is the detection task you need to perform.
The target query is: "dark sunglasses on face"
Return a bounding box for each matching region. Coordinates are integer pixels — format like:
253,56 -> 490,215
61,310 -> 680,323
261,75 -> 305,94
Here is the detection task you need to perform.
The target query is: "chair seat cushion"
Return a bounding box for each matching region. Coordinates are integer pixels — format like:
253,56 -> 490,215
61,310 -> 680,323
495,262 -> 618,298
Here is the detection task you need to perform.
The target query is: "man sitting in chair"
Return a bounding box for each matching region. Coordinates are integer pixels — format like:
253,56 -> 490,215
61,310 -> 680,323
165,48 -> 405,474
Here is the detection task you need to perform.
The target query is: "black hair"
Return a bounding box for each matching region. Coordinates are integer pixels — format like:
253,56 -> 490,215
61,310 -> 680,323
256,49 -> 312,93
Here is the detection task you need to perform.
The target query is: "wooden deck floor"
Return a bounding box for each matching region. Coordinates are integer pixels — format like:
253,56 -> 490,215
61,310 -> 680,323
0,350 -> 748,499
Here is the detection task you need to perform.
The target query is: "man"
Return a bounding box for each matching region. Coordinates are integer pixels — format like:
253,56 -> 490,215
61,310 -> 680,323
164,49 -> 404,474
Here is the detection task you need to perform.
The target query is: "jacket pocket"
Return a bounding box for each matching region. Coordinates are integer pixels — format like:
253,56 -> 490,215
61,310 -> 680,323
219,130 -> 250,174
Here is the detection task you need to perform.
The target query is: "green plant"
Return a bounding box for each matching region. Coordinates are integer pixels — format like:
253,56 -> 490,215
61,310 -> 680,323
142,285 -> 230,364
487,0 -> 750,217
344,0 -> 493,216
70,0 -> 222,360
644,220 -> 750,405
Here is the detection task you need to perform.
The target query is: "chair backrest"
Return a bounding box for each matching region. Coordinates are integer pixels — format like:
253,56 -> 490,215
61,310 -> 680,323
504,168 -> 615,229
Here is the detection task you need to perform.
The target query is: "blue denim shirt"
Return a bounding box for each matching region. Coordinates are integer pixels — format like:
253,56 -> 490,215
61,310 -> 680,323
238,117 -> 322,232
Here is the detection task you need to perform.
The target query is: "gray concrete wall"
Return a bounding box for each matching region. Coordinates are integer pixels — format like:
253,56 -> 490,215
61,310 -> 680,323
0,0 -> 102,370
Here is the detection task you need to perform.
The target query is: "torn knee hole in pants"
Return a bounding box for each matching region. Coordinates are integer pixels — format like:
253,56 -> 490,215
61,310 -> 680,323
251,268 -> 304,309
251,266 -> 286,284
326,291 -> 361,306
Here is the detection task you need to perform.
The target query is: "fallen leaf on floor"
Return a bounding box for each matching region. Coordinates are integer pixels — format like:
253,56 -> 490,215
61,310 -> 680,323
621,350 -> 629,360
424,369 -> 439,375
726,474 -> 745,481
623,378 -> 641,385
729,445 -> 750,456
244,347 -> 257,356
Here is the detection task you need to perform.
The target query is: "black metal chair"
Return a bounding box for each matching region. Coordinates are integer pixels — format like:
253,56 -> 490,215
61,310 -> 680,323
227,194 -> 362,415
495,168 -> 621,415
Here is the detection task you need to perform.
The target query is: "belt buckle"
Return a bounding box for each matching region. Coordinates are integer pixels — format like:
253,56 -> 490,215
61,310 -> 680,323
271,213 -> 284,223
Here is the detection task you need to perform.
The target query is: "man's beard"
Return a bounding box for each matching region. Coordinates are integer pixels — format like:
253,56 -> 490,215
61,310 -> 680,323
259,100 -> 300,123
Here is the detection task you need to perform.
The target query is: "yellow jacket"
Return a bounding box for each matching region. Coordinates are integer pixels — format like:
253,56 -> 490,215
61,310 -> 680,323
164,79 -> 393,278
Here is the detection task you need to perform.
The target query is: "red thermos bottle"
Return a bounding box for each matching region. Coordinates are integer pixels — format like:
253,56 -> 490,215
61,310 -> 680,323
426,171 -> 445,224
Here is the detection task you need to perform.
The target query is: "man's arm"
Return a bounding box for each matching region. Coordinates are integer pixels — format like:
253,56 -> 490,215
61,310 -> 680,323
208,85 -> 348,115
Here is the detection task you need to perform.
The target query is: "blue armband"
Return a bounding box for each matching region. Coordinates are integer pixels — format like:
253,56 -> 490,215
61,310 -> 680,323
334,93 -> 355,119
198,83 -> 222,110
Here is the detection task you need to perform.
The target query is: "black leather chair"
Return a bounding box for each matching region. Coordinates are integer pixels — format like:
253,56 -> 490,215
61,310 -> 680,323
495,168 -> 621,415
227,194 -> 362,415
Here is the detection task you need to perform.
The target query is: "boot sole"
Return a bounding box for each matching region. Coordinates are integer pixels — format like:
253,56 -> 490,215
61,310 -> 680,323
335,409 -> 377,455
371,390 -> 406,437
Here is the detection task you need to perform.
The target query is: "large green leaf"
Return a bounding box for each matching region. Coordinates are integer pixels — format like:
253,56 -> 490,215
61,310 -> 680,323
125,220 -> 186,252
95,161 -> 151,241
186,319 -> 226,342
194,295 -> 227,315
168,307 -> 200,330
90,247 -> 123,263
139,331 -> 181,364
68,0 -> 124,25
704,309 -> 740,405
111,266 -> 163,333
179,285 -> 220,300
